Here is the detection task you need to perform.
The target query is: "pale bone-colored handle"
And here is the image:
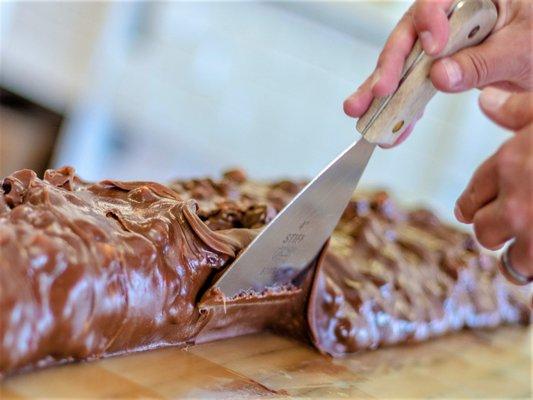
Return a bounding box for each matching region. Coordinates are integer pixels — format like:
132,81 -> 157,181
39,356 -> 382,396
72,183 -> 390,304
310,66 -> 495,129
356,0 -> 497,146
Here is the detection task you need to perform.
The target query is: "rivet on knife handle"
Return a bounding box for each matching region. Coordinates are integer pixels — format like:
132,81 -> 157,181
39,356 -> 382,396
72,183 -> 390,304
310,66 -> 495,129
356,0 -> 497,146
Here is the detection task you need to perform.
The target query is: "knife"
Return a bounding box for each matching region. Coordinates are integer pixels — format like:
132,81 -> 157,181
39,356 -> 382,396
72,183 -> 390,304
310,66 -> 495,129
205,0 -> 497,301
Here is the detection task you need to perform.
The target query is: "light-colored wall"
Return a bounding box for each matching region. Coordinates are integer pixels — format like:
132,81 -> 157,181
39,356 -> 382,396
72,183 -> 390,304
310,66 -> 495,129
1,1 -> 510,222
0,1 -> 108,111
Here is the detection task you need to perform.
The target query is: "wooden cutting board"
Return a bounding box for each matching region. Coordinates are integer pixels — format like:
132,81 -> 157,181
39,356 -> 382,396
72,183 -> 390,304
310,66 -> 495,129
1,326 -> 530,399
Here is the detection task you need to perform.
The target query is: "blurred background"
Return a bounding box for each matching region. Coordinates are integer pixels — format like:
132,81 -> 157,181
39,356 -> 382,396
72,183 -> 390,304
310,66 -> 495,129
0,1 -> 510,221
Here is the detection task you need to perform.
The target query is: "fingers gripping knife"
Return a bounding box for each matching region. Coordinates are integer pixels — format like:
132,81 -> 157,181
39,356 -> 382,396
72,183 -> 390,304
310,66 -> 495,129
205,0 -> 497,303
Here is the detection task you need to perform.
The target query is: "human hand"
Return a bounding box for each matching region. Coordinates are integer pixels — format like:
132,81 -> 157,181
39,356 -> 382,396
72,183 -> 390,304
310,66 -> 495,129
344,0 -> 533,147
455,88 -> 533,283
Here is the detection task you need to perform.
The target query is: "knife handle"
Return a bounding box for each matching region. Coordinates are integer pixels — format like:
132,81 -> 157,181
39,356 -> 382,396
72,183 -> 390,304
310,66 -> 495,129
356,0 -> 497,146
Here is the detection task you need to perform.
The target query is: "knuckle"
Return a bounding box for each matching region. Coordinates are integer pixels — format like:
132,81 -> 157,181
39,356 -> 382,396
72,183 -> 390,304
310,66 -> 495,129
465,52 -> 490,86
502,197 -> 517,218
377,50 -> 387,66
496,143 -> 519,173
412,1 -> 433,27
515,52 -> 533,88
502,197 -> 523,229
405,9 -> 415,27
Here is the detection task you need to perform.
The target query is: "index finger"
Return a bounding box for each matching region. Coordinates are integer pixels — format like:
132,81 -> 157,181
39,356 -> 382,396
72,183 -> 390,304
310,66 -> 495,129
411,0 -> 454,55
344,6 -> 419,118
372,11 -> 417,97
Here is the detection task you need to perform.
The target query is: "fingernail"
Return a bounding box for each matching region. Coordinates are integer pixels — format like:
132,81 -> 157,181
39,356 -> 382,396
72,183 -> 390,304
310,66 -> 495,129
454,204 -> 466,223
479,88 -> 511,112
440,58 -> 463,89
420,31 -> 437,55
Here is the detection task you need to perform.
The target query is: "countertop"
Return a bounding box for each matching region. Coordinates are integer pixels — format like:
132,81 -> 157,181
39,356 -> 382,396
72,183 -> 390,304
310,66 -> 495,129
1,326 -> 530,399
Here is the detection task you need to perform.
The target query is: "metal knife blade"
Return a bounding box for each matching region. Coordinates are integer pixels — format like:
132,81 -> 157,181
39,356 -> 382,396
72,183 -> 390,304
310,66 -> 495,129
206,0 -> 497,302
210,137 -> 375,299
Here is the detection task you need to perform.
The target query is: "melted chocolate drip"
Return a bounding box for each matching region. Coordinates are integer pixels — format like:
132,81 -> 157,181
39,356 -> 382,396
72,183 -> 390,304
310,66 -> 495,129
0,167 -> 529,377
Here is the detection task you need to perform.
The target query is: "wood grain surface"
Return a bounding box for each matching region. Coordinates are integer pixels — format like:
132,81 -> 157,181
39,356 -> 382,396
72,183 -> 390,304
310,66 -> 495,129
1,326 -> 530,399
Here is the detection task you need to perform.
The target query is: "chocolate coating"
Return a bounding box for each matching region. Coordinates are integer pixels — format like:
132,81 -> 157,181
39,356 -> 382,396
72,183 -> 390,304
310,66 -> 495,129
0,167 -> 529,377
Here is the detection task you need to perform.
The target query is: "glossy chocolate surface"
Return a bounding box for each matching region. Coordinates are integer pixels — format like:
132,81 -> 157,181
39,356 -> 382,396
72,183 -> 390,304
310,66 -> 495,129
0,167 -> 528,377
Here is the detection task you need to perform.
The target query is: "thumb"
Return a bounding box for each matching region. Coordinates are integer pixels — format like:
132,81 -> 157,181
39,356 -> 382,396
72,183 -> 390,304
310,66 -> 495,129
479,89 -> 533,131
429,30 -> 525,92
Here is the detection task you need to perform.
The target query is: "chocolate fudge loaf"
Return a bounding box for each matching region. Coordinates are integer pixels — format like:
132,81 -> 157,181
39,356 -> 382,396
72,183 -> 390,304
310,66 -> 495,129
0,167 -> 528,377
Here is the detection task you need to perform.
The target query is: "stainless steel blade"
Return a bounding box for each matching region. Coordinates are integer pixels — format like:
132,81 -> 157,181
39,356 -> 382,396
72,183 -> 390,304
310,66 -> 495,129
211,138 -> 375,299
205,0 -> 498,302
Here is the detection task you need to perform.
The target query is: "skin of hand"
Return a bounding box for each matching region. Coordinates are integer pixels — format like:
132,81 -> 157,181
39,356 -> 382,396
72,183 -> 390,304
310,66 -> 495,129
343,0 -> 533,280
455,88 -> 532,278
343,0 -> 533,147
